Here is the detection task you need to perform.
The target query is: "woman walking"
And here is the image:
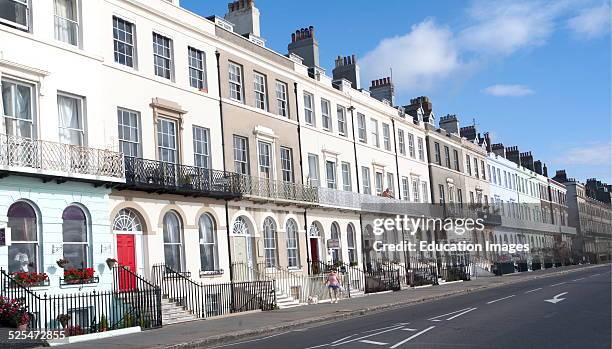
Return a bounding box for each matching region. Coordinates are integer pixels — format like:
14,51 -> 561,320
326,269 -> 341,303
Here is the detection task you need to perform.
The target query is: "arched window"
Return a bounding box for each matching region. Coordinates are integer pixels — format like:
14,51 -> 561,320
199,214 -> 217,272
263,217 -> 277,268
113,209 -> 143,233
330,222 -> 341,263
233,216 -> 250,235
62,205 -> 89,269
286,219 -> 299,268
7,201 -> 39,273
347,224 -> 356,264
163,211 -> 183,271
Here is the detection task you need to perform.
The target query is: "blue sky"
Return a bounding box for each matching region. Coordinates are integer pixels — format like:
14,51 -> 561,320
181,0 -> 611,183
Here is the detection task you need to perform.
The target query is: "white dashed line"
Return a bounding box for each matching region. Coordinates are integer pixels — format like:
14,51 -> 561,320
590,273 -> 601,277
550,282 -> 567,287
390,326 -> 436,349
572,277 -> 585,281
402,328 -> 418,331
359,340 -> 387,345
525,287 -> 543,294
446,307 -> 477,320
428,308 -> 474,321
486,295 -> 516,304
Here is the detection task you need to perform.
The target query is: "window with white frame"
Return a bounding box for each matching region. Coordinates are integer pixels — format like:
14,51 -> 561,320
57,93 -> 84,146
54,0 -> 79,46
444,146 -> 451,168
480,160 -> 486,180
62,205 -> 89,269
303,92 -> 314,125
280,147 -> 293,182
188,47 -> 206,90
198,214 -> 217,272
417,137 -> 424,160
193,126 -> 210,169
330,222 -> 341,263
113,16 -> 135,67
307,153 -> 319,186
465,154 -> 471,175
401,177 -> 410,201
473,158 -> 479,178
117,108 -> 141,157
434,142 -> 441,165
453,150 -> 460,171
370,118 -> 379,147
361,167 -> 371,194
157,117 -> 177,163
153,33 -> 172,79
0,0 -> 29,30
286,219 -> 299,268
2,78 -> 34,138
321,99 -> 331,131
7,201 -> 39,273
228,62 -> 243,102
263,217 -> 277,268
421,181 -> 428,203
325,160 -> 336,189
275,81 -> 288,117
258,141 -> 272,179
233,135 -> 248,174
382,123 -> 391,151
386,172 -> 395,196
397,129 -> 405,155
337,105 -> 346,135
253,72 -> 267,110
347,224 -> 356,264
375,171 -> 383,195
163,211 -> 183,271
408,133 -> 415,158
412,178 -> 420,202
341,162 -> 352,191
357,113 -> 366,143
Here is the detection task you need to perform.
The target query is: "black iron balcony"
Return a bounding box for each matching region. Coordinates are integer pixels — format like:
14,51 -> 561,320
121,156 -> 241,198
237,174 -> 318,204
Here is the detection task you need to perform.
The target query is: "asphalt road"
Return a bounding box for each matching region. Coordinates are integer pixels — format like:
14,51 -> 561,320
207,266 -> 611,349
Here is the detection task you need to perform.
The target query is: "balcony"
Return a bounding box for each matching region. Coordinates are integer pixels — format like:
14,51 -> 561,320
317,187 -> 432,216
0,133 -> 124,183
237,174 -> 318,204
121,157 -> 241,198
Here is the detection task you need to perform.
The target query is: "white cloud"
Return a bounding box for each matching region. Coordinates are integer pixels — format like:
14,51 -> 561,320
567,3 -> 611,38
360,19 -> 463,92
556,142 -> 612,165
483,84 -> 534,97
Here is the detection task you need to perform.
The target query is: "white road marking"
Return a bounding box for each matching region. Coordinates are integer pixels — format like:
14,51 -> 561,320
572,277 -> 585,281
208,332 -> 288,348
331,334 -> 356,344
390,326 -> 436,349
331,326 -> 403,346
363,324 -> 405,334
402,328 -> 417,331
550,282 -> 567,287
544,292 -> 568,304
359,339 -> 388,345
590,273 -> 601,277
445,307 -> 477,320
304,345 -> 329,349
486,295 -> 516,304
525,287 -> 543,294
428,308 -> 474,321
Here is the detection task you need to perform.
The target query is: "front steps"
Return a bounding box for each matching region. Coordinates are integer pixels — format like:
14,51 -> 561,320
161,298 -> 198,325
275,290 -> 301,309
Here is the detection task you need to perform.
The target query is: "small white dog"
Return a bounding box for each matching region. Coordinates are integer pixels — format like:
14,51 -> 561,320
307,296 -> 319,304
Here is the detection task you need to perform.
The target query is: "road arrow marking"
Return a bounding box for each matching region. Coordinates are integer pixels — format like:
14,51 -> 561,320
544,292 -> 568,304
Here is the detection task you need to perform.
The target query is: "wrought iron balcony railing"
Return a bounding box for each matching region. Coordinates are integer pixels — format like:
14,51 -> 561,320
237,174 -> 318,204
122,156 -> 241,198
0,133 -> 124,181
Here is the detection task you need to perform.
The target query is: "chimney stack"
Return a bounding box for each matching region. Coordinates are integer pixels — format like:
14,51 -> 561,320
439,114 -> 460,135
288,26 -> 319,69
534,160 -> 543,175
491,143 -> 505,157
520,151 -> 534,171
553,169 -> 568,183
404,96 -> 434,124
460,125 -> 477,141
543,163 -> 548,177
506,146 -> 521,166
332,54 -> 361,89
224,0 -> 261,37
369,77 -> 395,105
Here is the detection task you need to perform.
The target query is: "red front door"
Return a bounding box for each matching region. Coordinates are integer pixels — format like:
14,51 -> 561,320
116,234 -> 136,291
310,238 -> 319,263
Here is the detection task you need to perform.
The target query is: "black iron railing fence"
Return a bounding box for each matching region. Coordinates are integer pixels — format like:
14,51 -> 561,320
151,264 -> 275,318
123,156 -> 241,198
0,269 -> 162,333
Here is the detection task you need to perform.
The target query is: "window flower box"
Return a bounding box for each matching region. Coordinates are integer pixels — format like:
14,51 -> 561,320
200,269 -> 224,277
61,268 -> 98,285
10,272 -> 50,287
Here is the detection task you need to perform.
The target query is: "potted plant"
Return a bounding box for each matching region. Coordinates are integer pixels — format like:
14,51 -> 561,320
11,271 -> 49,287
63,268 -> 95,284
106,258 -> 118,269
0,296 -> 30,330
67,325 -> 84,336
57,314 -> 71,329
56,258 -> 70,269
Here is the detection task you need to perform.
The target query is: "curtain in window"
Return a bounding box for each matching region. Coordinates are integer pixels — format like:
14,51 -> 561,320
163,212 -> 183,271
0,0 -> 28,27
199,214 -> 217,271
54,0 -> 78,45
7,202 -> 38,273
57,95 -> 82,145
62,205 -> 88,269
2,82 -> 32,137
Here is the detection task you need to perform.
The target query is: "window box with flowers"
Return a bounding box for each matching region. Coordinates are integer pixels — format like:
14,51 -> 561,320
60,268 -> 99,286
10,272 -> 50,288
0,296 -> 30,330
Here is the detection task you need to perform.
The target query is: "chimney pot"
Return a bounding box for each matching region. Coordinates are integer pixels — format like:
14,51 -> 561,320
291,33 -> 295,42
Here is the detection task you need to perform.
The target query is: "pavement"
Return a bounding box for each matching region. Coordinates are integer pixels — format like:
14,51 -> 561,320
13,264 -> 609,349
